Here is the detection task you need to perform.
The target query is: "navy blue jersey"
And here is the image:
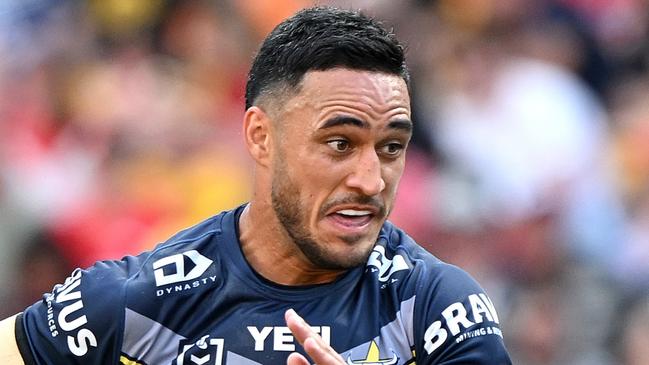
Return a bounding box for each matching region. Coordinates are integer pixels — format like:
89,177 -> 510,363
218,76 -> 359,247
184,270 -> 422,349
17,205 -> 511,364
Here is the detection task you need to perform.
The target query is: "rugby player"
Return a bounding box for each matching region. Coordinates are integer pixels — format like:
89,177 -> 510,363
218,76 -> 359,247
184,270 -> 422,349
0,6 -> 511,364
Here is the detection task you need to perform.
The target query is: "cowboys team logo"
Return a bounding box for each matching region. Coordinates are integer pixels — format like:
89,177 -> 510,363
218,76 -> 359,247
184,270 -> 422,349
347,341 -> 398,365
175,335 -> 224,365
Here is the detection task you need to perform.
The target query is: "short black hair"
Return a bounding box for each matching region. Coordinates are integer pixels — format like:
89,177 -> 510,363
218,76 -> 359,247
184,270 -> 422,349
245,6 -> 409,110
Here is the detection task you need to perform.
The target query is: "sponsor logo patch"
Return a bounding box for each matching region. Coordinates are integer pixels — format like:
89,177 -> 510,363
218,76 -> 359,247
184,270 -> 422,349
47,269 -> 98,357
153,250 -> 213,286
423,293 -> 502,355
247,326 -> 331,352
152,250 -> 216,297
175,335 -> 224,365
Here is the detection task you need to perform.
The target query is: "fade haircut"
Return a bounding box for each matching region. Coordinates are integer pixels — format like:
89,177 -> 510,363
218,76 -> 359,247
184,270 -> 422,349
245,6 -> 409,110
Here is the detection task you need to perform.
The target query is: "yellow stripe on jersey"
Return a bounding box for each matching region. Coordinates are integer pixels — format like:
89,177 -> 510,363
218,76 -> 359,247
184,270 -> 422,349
119,355 -> 145,365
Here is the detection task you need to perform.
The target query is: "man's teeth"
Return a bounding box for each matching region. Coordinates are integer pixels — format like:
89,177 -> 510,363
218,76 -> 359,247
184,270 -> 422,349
336,209 -> 371,216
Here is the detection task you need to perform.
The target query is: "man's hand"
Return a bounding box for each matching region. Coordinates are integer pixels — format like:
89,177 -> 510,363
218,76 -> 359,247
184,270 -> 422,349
285,309 -> 345,365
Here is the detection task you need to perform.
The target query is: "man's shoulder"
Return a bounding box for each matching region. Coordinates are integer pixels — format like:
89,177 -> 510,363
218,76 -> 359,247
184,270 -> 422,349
378,221 -> 483,295
65,208 -> 237,303
121,208 -> 239,294
377,220 -> 443,272
379,222 -> 509,363
151,209 -> 231,256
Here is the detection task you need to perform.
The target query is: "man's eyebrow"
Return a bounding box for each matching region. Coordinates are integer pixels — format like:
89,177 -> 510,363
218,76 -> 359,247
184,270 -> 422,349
388,119 -> 413,133
318,116 -> 413,132
318,116 -> 369,130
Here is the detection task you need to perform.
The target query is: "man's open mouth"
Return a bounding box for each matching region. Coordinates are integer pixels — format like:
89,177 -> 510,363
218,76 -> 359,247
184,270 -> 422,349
328,209 -> 374,227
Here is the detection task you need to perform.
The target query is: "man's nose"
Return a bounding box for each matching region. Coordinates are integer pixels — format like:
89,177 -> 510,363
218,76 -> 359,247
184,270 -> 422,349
345,148 -> 385,196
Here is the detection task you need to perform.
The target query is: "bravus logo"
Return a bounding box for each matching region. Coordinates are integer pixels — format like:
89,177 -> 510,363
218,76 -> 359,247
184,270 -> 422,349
423,293 -> 502,355
52,269 -> 98,356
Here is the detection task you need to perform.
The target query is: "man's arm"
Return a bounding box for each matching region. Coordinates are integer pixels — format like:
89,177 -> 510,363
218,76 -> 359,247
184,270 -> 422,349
0,314 -> 26,364
414,264 -> 512,364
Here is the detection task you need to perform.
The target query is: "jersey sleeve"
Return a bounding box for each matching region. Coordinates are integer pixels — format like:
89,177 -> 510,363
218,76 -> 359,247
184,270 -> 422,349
412,263 -> 512,364
17,258 -> 135,365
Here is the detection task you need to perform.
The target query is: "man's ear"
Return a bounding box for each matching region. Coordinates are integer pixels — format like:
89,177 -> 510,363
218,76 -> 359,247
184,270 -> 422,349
243,106 -> 273,167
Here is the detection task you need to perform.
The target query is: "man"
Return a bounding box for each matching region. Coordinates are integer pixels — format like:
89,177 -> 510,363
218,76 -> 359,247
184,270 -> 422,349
0,6 -> 511,365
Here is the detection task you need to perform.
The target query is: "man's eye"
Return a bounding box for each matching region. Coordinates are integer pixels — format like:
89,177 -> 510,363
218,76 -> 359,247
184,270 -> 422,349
327,139 -> 350,152
381,142 -> 404,156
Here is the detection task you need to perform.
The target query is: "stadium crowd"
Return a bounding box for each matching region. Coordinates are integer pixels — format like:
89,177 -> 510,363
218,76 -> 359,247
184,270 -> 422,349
1,0 -> 648,364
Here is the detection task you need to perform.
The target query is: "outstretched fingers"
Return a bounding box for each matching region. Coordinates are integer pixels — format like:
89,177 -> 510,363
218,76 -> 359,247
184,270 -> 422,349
285,309 -> 345,365
287,352 -> 311,365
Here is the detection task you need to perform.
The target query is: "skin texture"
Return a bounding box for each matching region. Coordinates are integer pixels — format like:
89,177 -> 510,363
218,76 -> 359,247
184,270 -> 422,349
0,315 -> 24,364
240,68 -> 411,364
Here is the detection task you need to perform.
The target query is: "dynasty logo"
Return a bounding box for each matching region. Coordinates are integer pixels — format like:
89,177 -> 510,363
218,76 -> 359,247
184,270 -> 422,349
152,250 -> 216,297
153,250 -> 213,286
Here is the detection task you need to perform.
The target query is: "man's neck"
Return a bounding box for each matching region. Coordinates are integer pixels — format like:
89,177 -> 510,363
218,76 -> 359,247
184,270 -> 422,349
238,203 -> 346,286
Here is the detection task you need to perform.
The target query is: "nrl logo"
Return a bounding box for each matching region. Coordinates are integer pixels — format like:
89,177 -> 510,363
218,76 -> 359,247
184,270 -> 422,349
175,335 -> 224,365
346,341 -> 398,365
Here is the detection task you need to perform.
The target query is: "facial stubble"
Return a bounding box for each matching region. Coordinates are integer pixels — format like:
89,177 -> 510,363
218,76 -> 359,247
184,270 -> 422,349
270,153 -> 379,271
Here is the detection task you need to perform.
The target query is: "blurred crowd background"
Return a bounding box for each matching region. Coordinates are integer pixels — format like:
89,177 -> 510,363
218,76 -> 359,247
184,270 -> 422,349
1,0 -> 649,364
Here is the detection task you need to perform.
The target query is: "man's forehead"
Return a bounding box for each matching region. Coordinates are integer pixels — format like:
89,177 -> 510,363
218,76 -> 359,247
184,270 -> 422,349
283,69 -> 411,115
300,68 -> 409,98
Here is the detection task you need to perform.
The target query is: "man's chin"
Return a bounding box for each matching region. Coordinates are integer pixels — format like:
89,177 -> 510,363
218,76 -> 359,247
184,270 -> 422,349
337,223 -> 382,245
333,236 -> 378,265
301,236 -> 376,270
318,250 -> 372,270
338,233 -> 367,245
